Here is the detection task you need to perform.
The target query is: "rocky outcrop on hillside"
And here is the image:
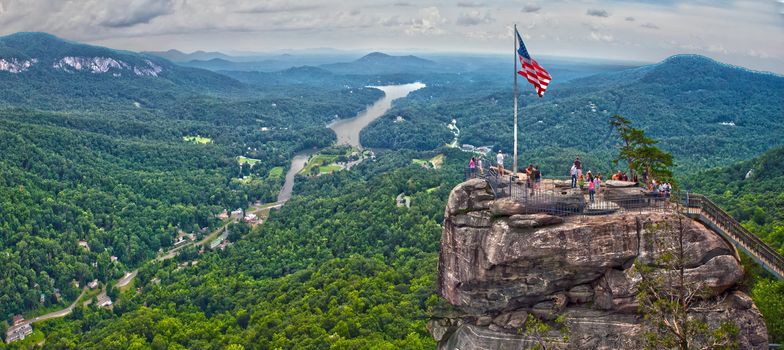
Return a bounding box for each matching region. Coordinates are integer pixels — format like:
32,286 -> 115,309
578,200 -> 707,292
430,179 -> 768,349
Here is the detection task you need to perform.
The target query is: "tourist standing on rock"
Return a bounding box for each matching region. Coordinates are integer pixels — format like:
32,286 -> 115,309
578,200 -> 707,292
594,174 -> 602,201
533,165 -> 542,194
525,164 -> 534,196
574,156 -> 583,178
587,171 -> 596,203
496,150 -> 505,176
477,157 -> 484,176
570,163 -> 578,188
468,157 -> 477,178
578,174 -> 586,190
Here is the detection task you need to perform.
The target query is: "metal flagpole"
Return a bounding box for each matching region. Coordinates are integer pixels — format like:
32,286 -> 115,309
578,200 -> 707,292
512,25 -> 519,178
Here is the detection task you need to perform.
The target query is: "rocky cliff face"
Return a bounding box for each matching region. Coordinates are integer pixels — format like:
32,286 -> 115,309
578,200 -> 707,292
430,179 -> 768,349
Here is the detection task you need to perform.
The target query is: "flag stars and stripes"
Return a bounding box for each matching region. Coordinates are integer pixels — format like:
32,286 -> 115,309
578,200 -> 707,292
516,29 -> 551,97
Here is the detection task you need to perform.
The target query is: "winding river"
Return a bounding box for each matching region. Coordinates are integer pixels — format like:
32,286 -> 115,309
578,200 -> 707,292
276,82 -> 425,203
328,82 -> 426,148
276,153 -> 310,203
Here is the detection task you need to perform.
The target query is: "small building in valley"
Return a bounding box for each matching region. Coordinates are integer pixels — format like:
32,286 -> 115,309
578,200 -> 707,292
78,240 -> 90,251
87,279 -> 99,289
244,213 -> 258,224
97,294 -> 113,308
5,324 -> 33,344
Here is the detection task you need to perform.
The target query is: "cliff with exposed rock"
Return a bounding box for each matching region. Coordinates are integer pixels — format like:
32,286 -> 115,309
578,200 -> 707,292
429,178 -> 768,349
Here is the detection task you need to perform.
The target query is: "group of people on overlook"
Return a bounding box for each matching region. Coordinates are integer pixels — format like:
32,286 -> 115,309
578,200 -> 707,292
467,152 -> 673,203
569,157 -> 602,203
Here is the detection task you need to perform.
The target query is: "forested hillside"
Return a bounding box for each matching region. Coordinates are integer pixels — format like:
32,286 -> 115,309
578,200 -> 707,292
683,145 -> 784,342
684,145 -> 784,256
28,149 -> 464,349
0,33 -> 382,320
361,55 -> 784,175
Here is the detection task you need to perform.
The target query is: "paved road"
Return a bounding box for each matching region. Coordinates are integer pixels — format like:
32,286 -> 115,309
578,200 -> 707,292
19,289 -> 86,326
116,271 -> 137,288
14,201 -> 286,328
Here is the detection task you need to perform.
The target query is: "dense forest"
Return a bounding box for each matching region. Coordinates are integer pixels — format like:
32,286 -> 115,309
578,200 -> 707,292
0,33 -> 384,320
1,32 -> 782,348
16,149 -> 465,349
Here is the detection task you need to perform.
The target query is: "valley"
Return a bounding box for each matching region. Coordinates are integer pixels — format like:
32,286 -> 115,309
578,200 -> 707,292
0,29 -> 782,349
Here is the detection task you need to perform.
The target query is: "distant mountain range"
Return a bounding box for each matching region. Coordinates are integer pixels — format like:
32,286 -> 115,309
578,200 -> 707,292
319,52 -> 444,75
169,51 -> 444,75
142,49 -> 237,62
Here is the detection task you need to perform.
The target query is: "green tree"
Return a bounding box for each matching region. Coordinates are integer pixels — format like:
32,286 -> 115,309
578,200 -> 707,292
611,114 -> 673,183
752,279 -> 784,343
521,314 -> 570,350
635,215 -> 738,350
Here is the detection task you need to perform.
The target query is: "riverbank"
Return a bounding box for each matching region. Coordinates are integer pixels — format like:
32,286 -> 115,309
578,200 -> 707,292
328,82 -> 425,149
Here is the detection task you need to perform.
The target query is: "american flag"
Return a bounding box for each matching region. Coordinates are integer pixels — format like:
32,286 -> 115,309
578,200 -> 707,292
516,29 -> 551,97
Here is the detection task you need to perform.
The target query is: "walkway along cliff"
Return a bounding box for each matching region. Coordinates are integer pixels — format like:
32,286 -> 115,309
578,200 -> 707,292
429,177 -> 772,349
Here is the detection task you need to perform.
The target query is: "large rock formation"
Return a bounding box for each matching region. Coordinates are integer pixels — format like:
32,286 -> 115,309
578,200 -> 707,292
431,179 -> 768,349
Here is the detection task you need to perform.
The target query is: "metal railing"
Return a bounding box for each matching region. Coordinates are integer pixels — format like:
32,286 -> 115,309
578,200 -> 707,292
466,170 -> 675,216
684,194 -> 783,280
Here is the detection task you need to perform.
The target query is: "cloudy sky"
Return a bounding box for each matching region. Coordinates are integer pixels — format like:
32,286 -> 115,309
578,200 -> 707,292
1,0 -> 782,73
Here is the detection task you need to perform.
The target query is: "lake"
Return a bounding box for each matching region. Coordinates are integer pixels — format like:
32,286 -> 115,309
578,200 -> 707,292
328,82 -> 426,149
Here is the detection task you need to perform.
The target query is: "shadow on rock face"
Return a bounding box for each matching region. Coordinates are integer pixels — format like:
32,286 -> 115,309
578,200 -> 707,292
432,179 -> 768,350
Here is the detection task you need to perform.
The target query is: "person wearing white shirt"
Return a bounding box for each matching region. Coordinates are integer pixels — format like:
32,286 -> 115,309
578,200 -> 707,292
570,164 -> 578,188
496,150 -> 504,175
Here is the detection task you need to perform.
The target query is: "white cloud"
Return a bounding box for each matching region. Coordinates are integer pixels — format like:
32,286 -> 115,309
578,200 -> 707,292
640,22 -> 659,29
590,31 -> 614,42
457,1 -> 484,8
405,7 -> 446,35
100,0 -> 175,28
586,8 -> 609,17
456,10 -> 494,26
522,3 -> 541,13
235,1 -> 320,14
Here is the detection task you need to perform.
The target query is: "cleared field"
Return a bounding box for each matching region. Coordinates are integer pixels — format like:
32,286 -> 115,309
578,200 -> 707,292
299,154 -> 339,175
237,156 -> 261,166
319,165 -> 342,173
267,166 -> 284,179
183,135 -> 212,144
430,154 -> 444,169
412,154 -> 444,169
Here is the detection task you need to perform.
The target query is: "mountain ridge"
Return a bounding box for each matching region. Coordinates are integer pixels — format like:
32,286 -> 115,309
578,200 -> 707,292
0,32 -> 245,98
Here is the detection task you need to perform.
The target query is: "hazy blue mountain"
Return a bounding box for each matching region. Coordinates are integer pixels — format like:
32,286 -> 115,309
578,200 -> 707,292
320,52 -> 445,75
182,57 -> 297,72
142,49 -> 236,62
221,65 -> 336,85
